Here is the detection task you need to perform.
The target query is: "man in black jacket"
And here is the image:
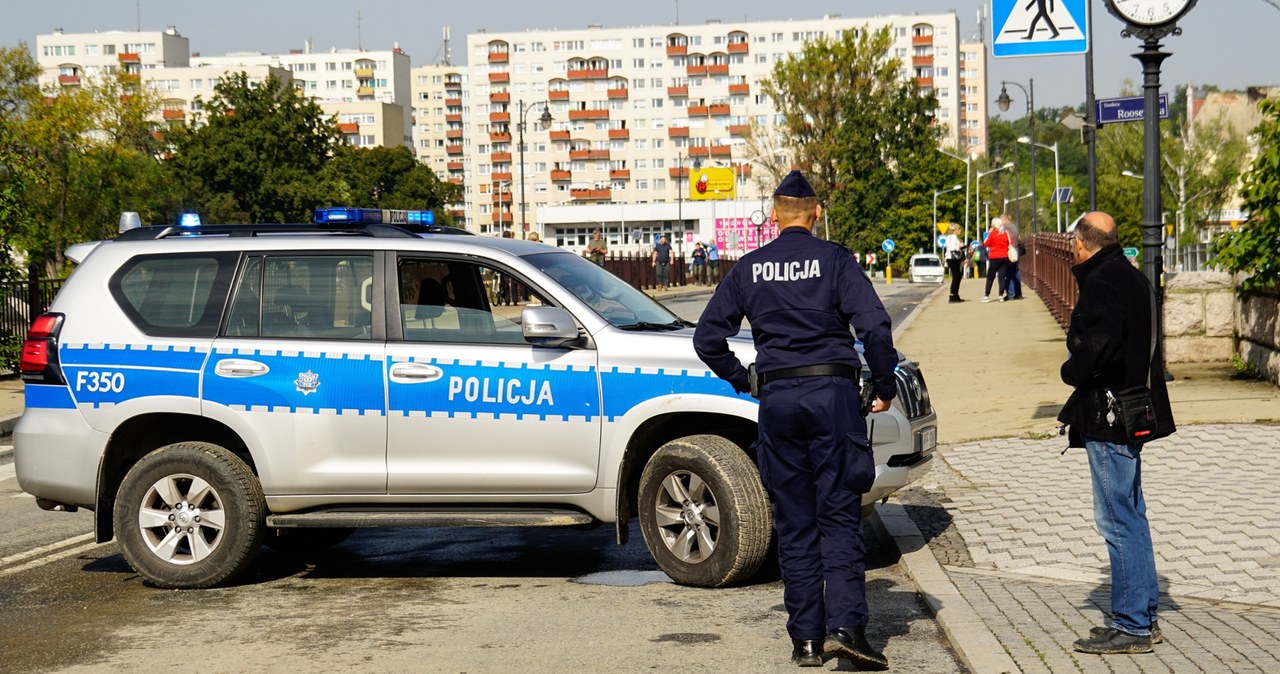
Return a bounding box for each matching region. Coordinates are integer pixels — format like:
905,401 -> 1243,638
1058,212 -> 1175,655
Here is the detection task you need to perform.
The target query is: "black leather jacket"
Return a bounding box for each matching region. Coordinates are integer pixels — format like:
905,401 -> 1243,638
1057,244 -> 1176,447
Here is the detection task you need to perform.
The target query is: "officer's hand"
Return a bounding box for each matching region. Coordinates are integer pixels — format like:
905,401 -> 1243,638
870,398 -> 891,414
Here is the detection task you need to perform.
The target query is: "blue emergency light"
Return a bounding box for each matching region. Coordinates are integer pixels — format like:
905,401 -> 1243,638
178,212 -> 202,227
405,210 -> 436,225
314,207 -> 383,224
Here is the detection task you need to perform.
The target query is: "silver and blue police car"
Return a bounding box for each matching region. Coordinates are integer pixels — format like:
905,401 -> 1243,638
15,208 -> 935,589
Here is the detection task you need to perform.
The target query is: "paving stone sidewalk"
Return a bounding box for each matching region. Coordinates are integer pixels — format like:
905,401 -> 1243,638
897,423 -> 1280,673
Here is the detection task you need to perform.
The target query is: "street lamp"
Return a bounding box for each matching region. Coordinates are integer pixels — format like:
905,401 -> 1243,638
997,79 -> 1037,233
1018,135 -> 1061,232
976,162 -> 1015,234
517,99 -> 553,240
1003,191 -> 1033,213
932,184 -> 963,255
937,148 -> 973,249
1121,170 -> 1143,181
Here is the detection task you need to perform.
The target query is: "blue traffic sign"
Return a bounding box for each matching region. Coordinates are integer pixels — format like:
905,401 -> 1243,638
937,236 -> 948,248
882,239 -> 896,253
992,0 -> 1089,58
1096,94 -> 1169,125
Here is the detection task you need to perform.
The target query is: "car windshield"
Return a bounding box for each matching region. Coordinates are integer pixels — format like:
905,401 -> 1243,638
526,252 -> 684,329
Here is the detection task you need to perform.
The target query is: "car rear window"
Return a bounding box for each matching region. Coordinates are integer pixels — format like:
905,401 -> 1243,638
913,258 -> 942,267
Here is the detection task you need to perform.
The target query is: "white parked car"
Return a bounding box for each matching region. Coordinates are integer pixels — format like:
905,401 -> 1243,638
908,254 -> 945,284
15,209 -> 936,589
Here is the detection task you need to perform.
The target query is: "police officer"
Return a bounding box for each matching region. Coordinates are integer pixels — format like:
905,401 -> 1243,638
694,171 -> 896,670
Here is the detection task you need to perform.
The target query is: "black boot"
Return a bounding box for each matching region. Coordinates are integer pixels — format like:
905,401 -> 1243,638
790,639 -> 823,667
1073,627 -> 1153,654
824,627 -> 888,670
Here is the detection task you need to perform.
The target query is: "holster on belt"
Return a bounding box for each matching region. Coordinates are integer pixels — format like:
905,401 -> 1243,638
748,363 -> 759,398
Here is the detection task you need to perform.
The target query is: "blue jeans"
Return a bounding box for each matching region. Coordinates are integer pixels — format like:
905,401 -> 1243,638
1085,439 -> 1159,636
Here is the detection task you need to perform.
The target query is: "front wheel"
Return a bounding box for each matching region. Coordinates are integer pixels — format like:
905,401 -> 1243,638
114,442 -> 266,589
637,435 -> 771,587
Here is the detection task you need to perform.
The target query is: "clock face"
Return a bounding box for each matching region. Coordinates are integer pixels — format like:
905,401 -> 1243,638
1109,0 -> 1195,26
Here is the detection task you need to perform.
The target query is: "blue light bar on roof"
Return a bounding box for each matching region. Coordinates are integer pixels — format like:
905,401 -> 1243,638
405,210 -> 435,225
314,207 -> 383,224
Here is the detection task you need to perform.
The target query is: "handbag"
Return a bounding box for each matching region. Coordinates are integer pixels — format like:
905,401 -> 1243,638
1006,234 -> 1019,262
1105,283 -> 1159,444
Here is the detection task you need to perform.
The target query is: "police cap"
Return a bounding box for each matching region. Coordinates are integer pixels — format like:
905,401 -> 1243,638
774,170 -> 817,199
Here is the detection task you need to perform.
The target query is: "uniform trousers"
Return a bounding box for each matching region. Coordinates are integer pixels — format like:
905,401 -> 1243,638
755,376 -> 876,640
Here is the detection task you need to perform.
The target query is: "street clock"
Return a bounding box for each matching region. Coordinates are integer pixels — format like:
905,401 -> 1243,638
1105,0 -> 1198,29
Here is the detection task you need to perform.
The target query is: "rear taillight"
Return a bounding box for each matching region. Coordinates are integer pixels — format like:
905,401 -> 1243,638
20,313 -> 66,385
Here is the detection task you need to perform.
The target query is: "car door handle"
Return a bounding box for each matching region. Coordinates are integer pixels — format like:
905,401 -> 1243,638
214,359 -> 270,378
388,362 -> 444,384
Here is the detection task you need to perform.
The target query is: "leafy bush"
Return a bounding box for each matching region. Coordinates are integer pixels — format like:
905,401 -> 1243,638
1214,98 -> 1280,295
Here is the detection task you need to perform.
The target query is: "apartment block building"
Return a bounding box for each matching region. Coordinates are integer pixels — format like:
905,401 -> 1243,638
410,63 -> 469,221
959,41 -> 990,155
461,13 -> 979,238
35,27 -> 191,89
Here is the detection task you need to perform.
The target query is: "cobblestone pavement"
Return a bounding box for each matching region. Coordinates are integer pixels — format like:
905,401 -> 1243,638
897,423 -> 1280,672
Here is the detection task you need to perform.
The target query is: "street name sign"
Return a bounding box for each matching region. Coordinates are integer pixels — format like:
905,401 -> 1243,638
1096,94 -> 1169,124
992,0 -> 1090,58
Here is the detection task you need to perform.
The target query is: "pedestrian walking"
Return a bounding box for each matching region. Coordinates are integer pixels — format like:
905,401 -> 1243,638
706,241 -> 720,284
981,217 -> 1011,302
586,230 -> 608,266
691,242 -> 707,285
1002,214 -> 1024,300
1057,211 -> 1175,655
651,234 -> 673,290
944,228 -> 967,302
693,170 -> 896,670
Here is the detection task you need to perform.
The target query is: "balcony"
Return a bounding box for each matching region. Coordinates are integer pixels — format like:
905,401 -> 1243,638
491,152 -> 513,163
447,161 -> 464,171
549,90 -> 570,101
58,74 -> 81,86
686,65 -> 708,77
687,105 -> 709,116
446,129 -> 464,140
708,64 -> 730,76
667,86 -> 689,97
913,55 -> 934,68
728,83 -> 750,95
668,167 -> 690,179
489,71 -> 510,83
490,92 -> 510,104
162,109 -> 185,120
445,114 -> 462,123
448,177 -> 464,185
688,146 -> 710,157
607,88 -> 629,99
610,169 -> 631,180
445,97 -> 462,107
608,129 -> 630,140
709,145 -> 733,157
489,111 -> 511,123
445,78 -> 463,89
666,44 -> 688,56
569,149 -> 591,160
728,124 -> 750,136
549,130 -> 570,141
118,52 -> 141,63
488,51 -> 509,63
490,132 -> 512,144
728,42 -> 749,54
667,127 -> 689,138
568,109 -> 609,121
493,212 -> 514,224
567,68 -> 608,80
354,67 -> 375,79
916,76 -> 935,88
912,34 -> 934,45
356,85 -> 374,97
337,122 -> 360,134
448,208 -> 465,218
708,104 -> 731,116
551,170 -> 572,181
492,172 -> 513,182
571,188 -> 612,200
447,144 -> 464,155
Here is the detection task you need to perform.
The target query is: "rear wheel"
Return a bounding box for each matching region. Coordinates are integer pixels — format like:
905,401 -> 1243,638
114,442 -> 265,589
637,435 -> 771,587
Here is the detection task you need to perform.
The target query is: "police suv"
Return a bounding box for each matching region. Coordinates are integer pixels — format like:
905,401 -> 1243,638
15,209 -> 935,589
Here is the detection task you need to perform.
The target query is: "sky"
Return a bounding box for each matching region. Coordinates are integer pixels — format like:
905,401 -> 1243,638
3,0 -> 1277,114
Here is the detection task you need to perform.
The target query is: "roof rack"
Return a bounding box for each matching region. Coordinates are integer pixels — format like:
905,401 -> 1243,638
114,222 -> 472,241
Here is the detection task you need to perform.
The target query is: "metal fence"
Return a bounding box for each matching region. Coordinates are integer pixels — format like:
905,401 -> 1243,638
598,251 -> 738,290
1024,232 -> 1076,332
0,279 -> 65,340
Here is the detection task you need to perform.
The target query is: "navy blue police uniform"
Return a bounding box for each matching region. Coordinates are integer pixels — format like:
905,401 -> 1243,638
693,171 -> 897,667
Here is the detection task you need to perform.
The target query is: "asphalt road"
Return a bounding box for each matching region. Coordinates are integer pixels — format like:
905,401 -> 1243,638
0,279 -> 957,673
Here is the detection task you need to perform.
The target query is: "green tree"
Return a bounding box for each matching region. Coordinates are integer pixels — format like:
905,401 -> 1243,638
320,144 -> 461,221
762,27 -> 954,257
0,45 -> 43,281
169,72 -> 339,223
1214,98 -> 1280,294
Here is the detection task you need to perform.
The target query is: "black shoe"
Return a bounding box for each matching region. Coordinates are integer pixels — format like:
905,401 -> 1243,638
1073,627 -> 1154,654
824,627 -> 888,670
948,296 -> 963,303
1090,621 -> 1163,644
790,639 -> 823,667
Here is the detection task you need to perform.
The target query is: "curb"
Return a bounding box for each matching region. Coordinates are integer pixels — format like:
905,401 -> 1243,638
0,413 -> 18,438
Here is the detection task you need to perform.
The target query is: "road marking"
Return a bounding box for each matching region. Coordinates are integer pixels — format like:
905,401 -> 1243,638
0,540 -> 103,579
0,462 -> 14,482
0,533 -> 96,572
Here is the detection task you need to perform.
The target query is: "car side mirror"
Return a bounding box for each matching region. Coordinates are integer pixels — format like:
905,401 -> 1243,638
522,306 -> 582,348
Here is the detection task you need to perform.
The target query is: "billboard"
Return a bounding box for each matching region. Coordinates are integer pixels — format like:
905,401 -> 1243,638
688,167 -> 736,200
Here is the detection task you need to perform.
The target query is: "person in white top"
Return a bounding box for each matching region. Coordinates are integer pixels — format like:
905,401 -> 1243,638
944,228 -> 967,302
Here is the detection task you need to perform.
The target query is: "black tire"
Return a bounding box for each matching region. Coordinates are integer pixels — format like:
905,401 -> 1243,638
262,528 -> 355,556
637,434 -> 771,587
114,442 -> 265,589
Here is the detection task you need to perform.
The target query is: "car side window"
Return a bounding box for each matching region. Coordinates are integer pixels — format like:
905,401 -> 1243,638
225,254 -> 375,340
398,258 -> 546,345
110,252 -> 239,338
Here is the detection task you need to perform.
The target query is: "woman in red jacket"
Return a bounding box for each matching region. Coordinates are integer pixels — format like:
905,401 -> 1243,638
982,217 -> 1011,302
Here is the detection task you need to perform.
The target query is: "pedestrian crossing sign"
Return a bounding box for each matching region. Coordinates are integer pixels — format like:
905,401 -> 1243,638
992,0 -> 1090,58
